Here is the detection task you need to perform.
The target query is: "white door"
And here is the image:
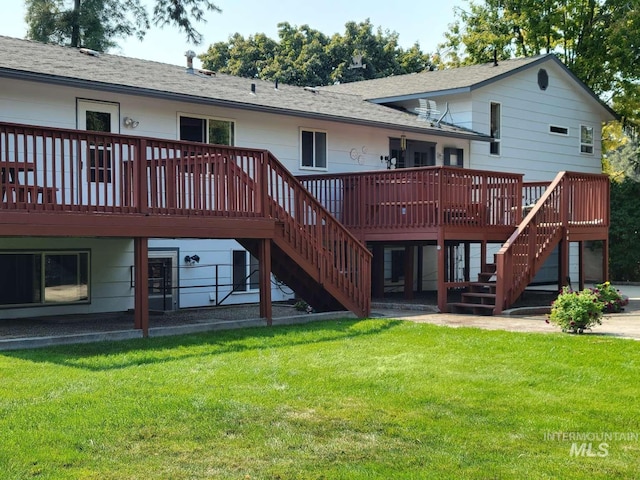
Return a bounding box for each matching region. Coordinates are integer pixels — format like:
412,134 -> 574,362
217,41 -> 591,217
77,100 -> 121,206
148,250 -> 178,311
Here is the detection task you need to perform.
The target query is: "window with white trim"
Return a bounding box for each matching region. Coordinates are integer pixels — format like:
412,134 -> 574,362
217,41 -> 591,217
179,115 -> 235,145
0,251 -> 90,307
232,250 -> 259,292
580,125 -> 594,154
444,148 -> 464,167
490,102 -> 501,155
300,129 -> 327,169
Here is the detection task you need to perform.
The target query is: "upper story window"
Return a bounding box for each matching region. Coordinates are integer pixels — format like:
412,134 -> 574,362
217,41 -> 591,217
444,148 -> 464,167
580,125 -> 594,154
301,129 -> 327,169
490,102 -> 501,155
549,125 -> 569,136
179,115 -> 235,145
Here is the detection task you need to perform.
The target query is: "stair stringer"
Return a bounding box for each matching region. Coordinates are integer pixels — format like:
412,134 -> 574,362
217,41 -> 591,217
494,172 -> 568,313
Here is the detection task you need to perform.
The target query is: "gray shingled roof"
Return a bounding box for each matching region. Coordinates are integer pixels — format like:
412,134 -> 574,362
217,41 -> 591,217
323,56 -> 547,100
322,55 -> 617,120
0,36 -> 489,141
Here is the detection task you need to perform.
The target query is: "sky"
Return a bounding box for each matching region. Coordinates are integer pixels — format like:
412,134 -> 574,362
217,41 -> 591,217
0,0 -> 467,68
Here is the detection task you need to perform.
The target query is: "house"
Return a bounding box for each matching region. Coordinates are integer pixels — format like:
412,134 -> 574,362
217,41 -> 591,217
0,35 -> 613,331
317,54 -> 615,309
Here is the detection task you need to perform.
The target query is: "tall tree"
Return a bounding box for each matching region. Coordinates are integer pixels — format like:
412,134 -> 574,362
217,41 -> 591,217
25,0 -> 220,51
199,19 -> 433,86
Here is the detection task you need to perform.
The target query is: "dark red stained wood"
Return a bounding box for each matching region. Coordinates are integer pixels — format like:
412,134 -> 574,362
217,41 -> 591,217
1,121 -> 610,317
0,121 -> 371,319
134,237 -> 149,336
259,238 -> 272,324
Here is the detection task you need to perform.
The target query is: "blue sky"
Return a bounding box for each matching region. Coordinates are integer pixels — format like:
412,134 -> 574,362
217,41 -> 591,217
1,0 -> 466,67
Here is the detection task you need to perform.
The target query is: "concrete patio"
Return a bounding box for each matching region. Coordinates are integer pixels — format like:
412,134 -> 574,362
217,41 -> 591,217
1,284 -> 638,351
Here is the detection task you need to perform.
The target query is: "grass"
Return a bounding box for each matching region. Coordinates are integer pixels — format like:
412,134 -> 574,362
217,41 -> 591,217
1,319 -> 639,479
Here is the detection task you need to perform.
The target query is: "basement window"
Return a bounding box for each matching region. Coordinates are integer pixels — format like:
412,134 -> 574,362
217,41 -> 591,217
0,251 -> 90,307
549,125 -> 569,136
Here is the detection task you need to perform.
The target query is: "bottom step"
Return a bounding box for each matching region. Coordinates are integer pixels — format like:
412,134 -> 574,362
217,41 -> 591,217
447,302 -> 495,316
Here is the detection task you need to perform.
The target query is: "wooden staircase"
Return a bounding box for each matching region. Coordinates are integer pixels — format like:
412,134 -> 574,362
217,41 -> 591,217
447,171 -> 603,315
448,264 -> 498,315
241,152 -> 372,318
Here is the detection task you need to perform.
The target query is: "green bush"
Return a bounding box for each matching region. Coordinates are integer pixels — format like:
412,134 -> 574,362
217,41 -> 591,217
590,281 -> 629,313
547,286 -> 603,334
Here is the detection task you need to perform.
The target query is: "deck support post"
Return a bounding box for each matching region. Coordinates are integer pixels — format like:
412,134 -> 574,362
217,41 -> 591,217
602,238 -> 609,282
259,238 -> 272,325
134,237 -> 149,337
464,242 -> 471,282
371,243 -> 385,298
578,241 -> 585,291
437,233 -> 447,313
558,231 -> 569,290
403,244 -> 414,300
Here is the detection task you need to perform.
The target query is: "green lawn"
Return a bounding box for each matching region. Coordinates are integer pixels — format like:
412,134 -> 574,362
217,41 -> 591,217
1,319 -> 639,479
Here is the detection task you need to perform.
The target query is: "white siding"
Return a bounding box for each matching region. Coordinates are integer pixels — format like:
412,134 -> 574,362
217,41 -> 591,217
464,60 -> 607,180
148,239 -> 292,308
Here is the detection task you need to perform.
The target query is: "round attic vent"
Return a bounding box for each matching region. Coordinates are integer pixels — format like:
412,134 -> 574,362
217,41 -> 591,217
538,68 -> 549,90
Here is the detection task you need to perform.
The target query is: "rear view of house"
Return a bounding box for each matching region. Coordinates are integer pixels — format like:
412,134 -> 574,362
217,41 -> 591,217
0,36 -> 613,331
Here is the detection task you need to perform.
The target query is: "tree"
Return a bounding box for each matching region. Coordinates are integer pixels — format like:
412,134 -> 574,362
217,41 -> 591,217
610,177 -> 640,281
199,19 -> 433,86
25,0 -> 220,51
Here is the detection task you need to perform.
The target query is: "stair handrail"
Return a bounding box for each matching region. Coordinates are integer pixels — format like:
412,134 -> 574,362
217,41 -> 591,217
494,171 -> 568,313
264,152 -> 372,317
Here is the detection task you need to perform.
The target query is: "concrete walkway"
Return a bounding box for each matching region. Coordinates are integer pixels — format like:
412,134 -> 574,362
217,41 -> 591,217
1,285 -> 639,350
373,284 -> 640,341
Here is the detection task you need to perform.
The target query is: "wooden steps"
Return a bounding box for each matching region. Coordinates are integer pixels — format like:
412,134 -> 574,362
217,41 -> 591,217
447,264 -> 498,315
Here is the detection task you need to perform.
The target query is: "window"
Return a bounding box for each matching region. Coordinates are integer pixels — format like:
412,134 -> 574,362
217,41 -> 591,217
179,115 -> 235,145
538,69 -> 549,91
580,125 -> 594,154
549,125 -> 569,136
490,102 -> 501,155
444,148 -> 464,167
86,109 -> 113,183
0,251 -> 89,307
232,250 -> 259,292
301,129 -> 327,169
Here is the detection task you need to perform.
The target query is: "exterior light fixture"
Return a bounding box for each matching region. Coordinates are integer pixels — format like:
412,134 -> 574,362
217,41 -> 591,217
123,117 -> 139,128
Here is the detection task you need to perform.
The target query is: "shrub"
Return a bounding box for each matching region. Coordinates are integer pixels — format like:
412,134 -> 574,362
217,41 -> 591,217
294,300 -> 313,313
547,286 -> 603,334
590,281 -> 629,313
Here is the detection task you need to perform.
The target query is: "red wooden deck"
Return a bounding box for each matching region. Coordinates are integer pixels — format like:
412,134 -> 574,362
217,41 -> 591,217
0,121 -> 610,319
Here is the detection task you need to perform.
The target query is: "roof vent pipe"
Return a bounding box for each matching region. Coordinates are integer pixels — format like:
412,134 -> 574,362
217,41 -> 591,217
185,50 -> 196,73
274,79 -> 279,90
251,83 -> 256,94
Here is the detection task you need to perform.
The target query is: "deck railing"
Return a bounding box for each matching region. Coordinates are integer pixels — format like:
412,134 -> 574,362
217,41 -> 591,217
0,122 -> 266,217
299,167 -> 524,233
266,153 -> 371,317
0,121 -> 371,317
495,172 -> 610,312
